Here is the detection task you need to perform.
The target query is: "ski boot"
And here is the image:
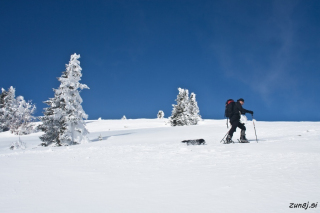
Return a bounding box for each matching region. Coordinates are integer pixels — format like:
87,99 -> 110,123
225,135 -> 234,144
239,130 -> 249,143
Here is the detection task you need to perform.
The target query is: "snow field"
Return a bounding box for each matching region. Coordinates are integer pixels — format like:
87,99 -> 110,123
0,119 -> 319,213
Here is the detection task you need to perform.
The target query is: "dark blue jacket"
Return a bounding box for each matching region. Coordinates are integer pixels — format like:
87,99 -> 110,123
230,101 -> 252,123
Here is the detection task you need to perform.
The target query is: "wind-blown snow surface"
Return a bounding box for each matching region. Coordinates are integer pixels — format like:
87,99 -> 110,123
0,119 -> 319,213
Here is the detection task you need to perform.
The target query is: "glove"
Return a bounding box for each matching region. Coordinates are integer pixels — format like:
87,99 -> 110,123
248,110 -> 254,115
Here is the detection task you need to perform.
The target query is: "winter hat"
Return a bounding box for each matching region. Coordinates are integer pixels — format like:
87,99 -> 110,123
237,98 -> 244,102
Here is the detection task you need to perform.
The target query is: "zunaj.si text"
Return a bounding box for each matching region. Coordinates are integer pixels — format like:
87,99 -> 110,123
289,202 -> 318,210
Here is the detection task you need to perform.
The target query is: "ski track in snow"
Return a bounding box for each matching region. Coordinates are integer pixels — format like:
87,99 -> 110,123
0,119 -> 319,213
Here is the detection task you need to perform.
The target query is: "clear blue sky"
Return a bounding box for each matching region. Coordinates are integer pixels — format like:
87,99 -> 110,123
1,0 -> 319,121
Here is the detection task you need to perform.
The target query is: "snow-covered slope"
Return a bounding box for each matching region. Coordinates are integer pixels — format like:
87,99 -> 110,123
0,119 -> 319,213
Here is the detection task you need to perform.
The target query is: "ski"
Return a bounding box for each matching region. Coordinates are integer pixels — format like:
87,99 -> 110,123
237,139 -> 250,143
221,138 -> 234,144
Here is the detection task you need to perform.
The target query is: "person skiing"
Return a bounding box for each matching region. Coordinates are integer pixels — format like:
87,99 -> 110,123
226,98 -> 253,143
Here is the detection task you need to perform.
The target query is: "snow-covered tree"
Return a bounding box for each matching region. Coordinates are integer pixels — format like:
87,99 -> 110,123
10,96 -> 36,135
0,86 -> 16,132
170,88 -> 191,126
38,95 -> 64,146
170,88 -> 201,126
189,92 -> 201,125
1,87 -> 36,135
39,53 -> 89,146
9,96 -> 36,149
0,88 -> 8,131
157,110 -> 165,119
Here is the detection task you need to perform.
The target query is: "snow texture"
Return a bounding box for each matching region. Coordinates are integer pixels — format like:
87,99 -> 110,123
0,119 -> 319,213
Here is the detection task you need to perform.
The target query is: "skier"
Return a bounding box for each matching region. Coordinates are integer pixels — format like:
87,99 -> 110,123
226,98 -> 253,143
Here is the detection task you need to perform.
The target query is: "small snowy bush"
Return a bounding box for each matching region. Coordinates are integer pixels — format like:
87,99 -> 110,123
157,110 -> 165,119
10,140 -> 26,150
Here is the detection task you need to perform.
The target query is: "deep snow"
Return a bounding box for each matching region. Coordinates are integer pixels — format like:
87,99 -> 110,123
0,119 -> 319,213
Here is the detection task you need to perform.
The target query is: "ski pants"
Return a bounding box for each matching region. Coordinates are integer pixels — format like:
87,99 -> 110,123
228,120 -> 246,138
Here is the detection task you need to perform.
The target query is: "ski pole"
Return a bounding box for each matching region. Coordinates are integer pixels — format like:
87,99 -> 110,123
220,130 -> 230,143
252,115 -> 258,143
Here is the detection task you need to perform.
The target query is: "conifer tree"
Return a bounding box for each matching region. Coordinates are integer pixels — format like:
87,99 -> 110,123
10,96 -> 36,135
170,88 -> 191,126
39,53 -> 89,146
170,88 -> 202,126
0,86 -> 16,132
39,95 -> 64,146
189,92 -> 201,125
0,88 -> 9,131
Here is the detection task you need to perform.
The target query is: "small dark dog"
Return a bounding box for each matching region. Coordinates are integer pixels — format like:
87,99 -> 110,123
181,139 -> 206,145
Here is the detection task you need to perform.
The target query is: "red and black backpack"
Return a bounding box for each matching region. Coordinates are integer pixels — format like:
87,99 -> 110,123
225,99 -> 235,127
